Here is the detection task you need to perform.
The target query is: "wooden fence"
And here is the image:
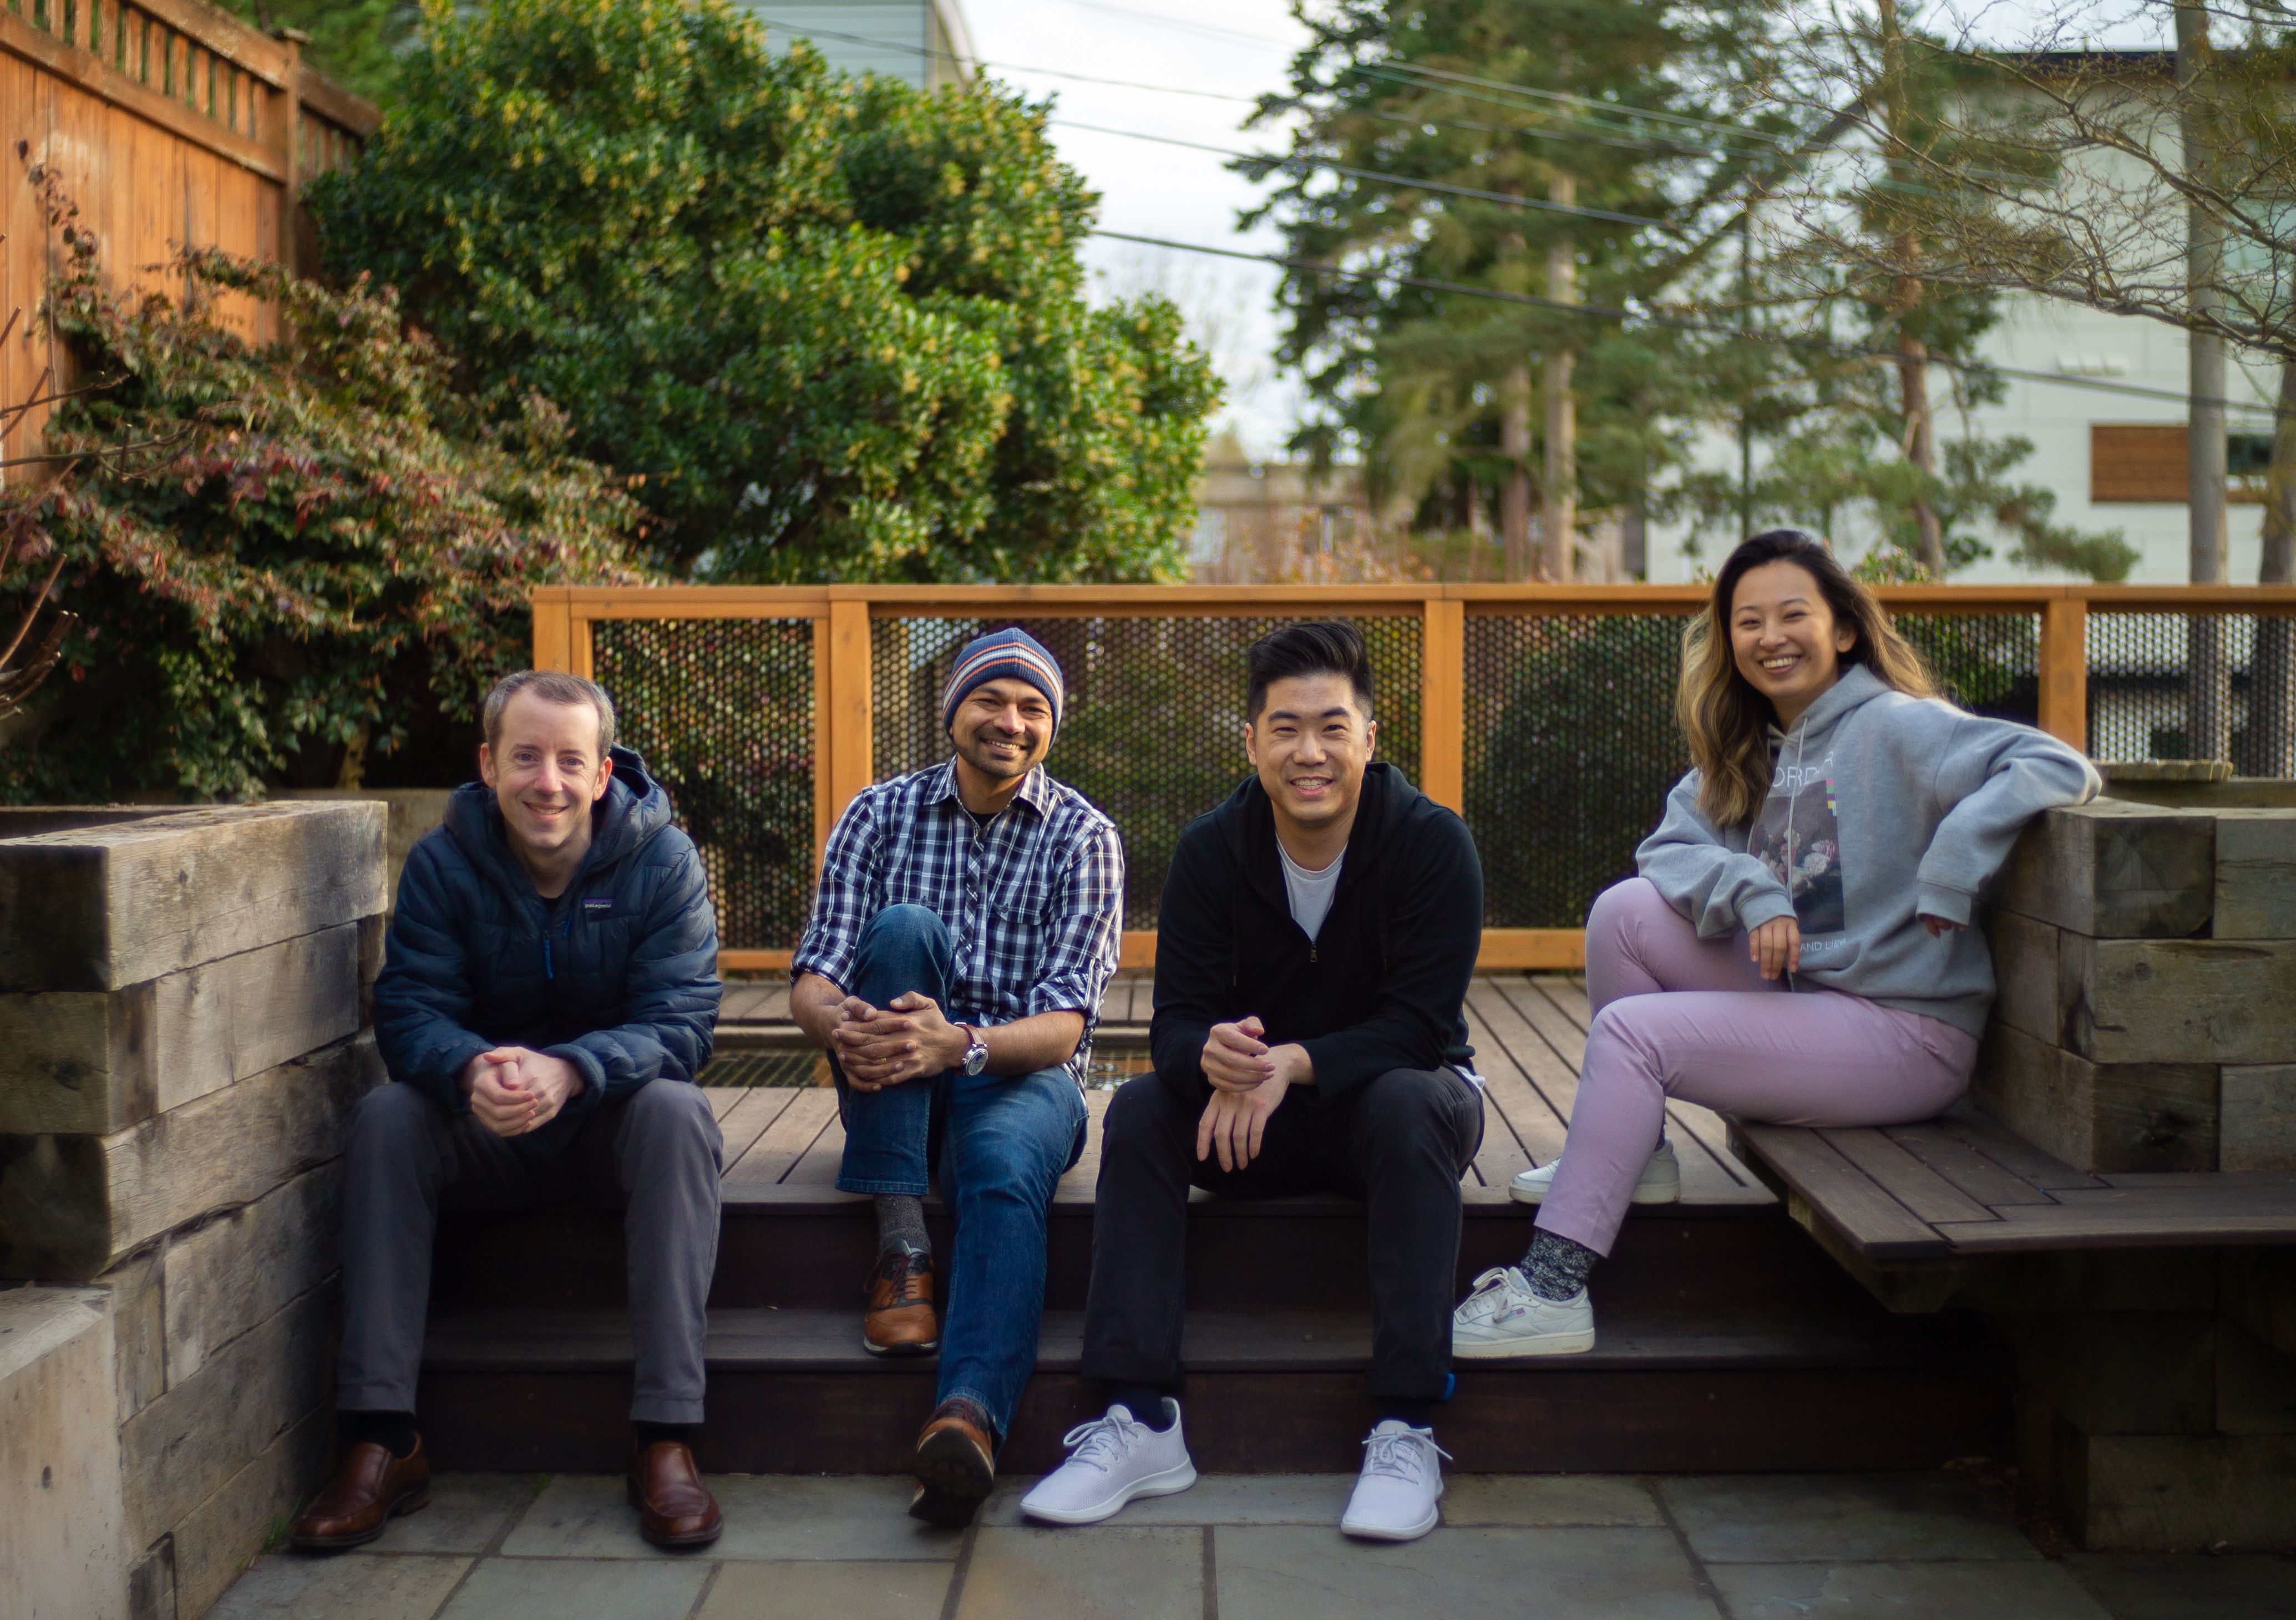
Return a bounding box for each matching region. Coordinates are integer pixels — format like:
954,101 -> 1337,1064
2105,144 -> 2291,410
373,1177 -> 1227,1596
2,0 -> 378,463
532,582 -> 2296,976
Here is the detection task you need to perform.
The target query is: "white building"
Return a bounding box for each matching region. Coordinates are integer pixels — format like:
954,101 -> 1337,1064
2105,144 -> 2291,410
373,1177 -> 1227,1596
1646,61 -> 2284,588
744,0 -> 977,90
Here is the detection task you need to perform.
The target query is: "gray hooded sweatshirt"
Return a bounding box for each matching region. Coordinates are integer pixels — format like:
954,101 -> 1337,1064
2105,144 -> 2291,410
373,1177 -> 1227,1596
1636,663 -> 2100,1037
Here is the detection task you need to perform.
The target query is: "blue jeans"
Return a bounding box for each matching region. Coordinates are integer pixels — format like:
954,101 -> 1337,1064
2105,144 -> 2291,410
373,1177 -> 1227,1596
833,905 -> 1086,1441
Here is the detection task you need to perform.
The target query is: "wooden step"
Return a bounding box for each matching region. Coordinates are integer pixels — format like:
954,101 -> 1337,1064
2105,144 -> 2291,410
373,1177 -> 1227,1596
432,1196 -> 1866,1316
415,1303 -> 2010,1476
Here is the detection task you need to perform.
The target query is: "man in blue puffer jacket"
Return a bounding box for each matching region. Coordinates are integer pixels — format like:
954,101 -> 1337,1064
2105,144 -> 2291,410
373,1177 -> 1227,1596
291,671 -> 726,1552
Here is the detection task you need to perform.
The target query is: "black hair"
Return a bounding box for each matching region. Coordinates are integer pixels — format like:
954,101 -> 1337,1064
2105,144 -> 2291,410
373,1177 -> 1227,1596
1245,620 -> 1376,722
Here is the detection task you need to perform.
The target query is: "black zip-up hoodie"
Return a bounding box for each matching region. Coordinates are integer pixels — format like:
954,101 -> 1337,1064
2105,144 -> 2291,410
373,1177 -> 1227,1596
1149,761 -> 1482,1105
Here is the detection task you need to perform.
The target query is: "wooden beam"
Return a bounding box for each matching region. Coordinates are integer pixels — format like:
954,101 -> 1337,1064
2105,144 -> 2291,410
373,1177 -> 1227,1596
2038,595 -> 2089,748
529,588 -> 574,673
728,928 -> 1591,980
811,615 -> 834,872
1420,597 -> 1464,811
824,600 -> 874,845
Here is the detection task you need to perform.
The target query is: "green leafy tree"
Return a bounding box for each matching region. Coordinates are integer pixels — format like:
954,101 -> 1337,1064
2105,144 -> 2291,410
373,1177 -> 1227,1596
1247,0 -> 1797,574
0,194 -> 648,801
308,0 -> 1220,582
218,0 -> 422,105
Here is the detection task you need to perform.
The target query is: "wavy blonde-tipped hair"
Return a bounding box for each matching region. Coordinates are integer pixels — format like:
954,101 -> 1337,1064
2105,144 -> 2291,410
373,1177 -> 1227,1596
1680,530 -> 1937,829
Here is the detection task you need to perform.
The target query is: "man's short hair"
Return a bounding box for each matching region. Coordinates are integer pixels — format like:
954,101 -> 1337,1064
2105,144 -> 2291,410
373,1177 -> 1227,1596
1245,621 -> 1376,722
482,670 -> 617,758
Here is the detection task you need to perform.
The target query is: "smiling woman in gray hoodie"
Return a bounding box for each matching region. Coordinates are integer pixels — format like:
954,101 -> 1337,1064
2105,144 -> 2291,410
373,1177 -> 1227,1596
1453,530 -> 2100,1360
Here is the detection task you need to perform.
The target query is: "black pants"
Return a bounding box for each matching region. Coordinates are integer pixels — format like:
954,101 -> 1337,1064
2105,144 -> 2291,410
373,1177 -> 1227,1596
1081,1066 -> 1483,1401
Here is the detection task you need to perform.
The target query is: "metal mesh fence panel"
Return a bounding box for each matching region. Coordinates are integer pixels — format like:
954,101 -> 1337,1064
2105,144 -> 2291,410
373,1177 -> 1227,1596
1464,614 -> 1692,929
592,618 -> 816,951
871,615 -> 1422,930
1892,612 -> 2044,726
1462,610 -> 2047,928
2088,612 -> 2296,775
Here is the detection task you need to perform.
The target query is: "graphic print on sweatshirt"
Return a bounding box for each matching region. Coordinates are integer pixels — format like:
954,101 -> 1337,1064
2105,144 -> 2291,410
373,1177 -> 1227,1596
1750,754 -> 1846,938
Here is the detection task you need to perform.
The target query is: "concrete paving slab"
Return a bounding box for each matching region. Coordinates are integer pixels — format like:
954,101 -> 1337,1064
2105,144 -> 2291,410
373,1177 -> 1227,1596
698,1559 -> 957,1620
2067,1552 -> 2296,1619
436,1557 -> 709,1620
980,1472 -> 1356,1527
1660,1472 -> 2039,1563
369,1475 -> 544,1555
501,1474 -> 962,1561
208,1552 -> 470,1619
1214,1525 -> 1720,1620
956,1526 -> 1203,1620
1442,1474 -> 1664,1526
1711,1560 -> 2114,1619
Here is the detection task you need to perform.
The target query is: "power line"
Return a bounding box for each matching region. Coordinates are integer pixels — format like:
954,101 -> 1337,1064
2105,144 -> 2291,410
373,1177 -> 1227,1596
1047,119 -> 1675,230
1092,228 -> 2285,417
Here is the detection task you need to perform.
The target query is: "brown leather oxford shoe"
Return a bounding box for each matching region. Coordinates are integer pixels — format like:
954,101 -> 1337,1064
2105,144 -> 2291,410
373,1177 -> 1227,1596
628,1440 -> 723,1548
908,1396 -> 995,1527
863,1245 -> 940,1357
291,1438 -> 432,1550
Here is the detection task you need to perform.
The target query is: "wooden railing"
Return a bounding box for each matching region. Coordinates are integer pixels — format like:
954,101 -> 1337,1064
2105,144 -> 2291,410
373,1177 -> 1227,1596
533,582 -> 2296,975
2,0 -> 379,461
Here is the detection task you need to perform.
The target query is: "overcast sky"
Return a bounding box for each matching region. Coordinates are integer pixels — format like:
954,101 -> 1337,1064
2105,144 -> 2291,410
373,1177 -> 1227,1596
962,0 -> 1315,456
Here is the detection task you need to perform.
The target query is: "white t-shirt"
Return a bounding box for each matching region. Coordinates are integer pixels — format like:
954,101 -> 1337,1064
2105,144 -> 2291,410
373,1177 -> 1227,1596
1278,842 -> 1344,943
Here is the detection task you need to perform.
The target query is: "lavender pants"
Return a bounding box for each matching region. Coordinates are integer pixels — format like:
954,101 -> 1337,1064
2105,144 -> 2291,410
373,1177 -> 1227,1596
1534,878 -> 1978,1257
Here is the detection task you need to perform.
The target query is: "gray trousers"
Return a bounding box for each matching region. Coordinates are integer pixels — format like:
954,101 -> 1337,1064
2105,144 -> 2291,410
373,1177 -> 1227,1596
337,1079 -> 724,1424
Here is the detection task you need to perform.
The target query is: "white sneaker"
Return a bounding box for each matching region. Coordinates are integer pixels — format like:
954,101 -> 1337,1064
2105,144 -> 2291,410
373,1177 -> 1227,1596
1509,1139 -> 1680,1206
1450,1266 -> 1597,1358
1340,1420 -> 1449,1542
1020,1401 -> 1197,1525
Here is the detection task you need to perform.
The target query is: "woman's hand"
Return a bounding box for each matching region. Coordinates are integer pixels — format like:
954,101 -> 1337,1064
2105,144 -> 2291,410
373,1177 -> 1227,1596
1748,915 -> 1801,980
1919,913 -> 1964,938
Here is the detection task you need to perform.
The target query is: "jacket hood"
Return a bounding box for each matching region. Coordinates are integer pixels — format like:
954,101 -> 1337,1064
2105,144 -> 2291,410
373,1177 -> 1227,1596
1763,662 -> 1893,751
444,744 -> 674,895
1214,761 -> 1413,912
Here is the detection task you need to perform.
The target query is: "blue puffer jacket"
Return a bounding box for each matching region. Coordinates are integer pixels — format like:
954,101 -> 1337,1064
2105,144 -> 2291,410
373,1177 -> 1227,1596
373,745 -> 721,1130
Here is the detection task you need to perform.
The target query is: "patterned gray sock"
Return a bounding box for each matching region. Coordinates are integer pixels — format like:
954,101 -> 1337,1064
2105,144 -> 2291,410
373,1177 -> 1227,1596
1520,1229 -> 1598,1303
875,1194 -> 930,1257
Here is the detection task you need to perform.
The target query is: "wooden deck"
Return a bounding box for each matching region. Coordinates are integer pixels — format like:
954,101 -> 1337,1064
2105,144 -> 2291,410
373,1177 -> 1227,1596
705,973 -> 1772,1210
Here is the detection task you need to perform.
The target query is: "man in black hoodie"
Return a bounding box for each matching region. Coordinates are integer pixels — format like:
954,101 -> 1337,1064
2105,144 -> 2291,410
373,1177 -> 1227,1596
1023,622 -> 1484,1543
291,671 -> 726,1553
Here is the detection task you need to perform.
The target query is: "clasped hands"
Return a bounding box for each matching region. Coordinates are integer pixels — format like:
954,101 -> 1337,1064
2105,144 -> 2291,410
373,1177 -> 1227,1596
459,1047 -> 585,1137
1747,911 -> 1963,981
830,992 -> 965,1093
1196,1016 -> 1308,1173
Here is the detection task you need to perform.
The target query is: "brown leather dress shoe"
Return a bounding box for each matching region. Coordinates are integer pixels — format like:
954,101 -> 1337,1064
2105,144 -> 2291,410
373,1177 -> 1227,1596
863,1245 -> 939,1357
290,1438 -> 432,1550
908,1396 -> 995,1527
627,1441 -> 723,1548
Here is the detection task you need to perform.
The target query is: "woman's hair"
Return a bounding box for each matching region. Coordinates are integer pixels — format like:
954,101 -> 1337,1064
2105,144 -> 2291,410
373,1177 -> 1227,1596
1679,530 -> 1936,829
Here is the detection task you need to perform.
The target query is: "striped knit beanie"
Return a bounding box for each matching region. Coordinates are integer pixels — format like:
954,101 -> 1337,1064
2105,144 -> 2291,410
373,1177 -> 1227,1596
941,627 -> 1066,738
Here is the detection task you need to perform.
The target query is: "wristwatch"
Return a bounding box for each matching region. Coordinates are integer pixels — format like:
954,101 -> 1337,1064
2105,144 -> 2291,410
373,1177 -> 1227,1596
959,1023 -> 990,1076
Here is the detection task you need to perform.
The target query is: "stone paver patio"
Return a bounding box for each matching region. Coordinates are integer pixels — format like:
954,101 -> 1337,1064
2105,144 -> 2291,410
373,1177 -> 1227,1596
210,1471 -> 2295,1620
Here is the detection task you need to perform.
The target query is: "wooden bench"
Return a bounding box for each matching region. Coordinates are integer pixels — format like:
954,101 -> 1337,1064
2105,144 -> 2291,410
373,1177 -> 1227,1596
1730,1103 -> 2296,1297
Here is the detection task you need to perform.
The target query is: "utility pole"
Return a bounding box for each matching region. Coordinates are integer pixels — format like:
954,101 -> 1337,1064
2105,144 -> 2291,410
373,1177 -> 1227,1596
2258,361 -> 2296,775
1540,172 -> 1578,581
2179,0 -> 2232,761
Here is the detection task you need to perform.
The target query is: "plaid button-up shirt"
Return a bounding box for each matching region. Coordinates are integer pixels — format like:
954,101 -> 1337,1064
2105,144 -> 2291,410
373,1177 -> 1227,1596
791,760 -> 1125,1087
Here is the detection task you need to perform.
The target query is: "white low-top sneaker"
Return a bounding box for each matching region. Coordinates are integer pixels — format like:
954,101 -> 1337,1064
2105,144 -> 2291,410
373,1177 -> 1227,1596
1340,1420 -> 1449,1542
1450,1266 -> 1597,1358
1020,1401 -> 1197,1525
1509,1140 -> 1680,1206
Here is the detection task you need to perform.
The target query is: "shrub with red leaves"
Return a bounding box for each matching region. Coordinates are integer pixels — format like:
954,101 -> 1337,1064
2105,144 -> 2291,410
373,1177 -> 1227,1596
1,212 -> 650,800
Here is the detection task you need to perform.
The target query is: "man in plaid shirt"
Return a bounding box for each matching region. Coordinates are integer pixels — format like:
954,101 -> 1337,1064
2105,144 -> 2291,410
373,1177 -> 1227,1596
790,626 -> 1123,1527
